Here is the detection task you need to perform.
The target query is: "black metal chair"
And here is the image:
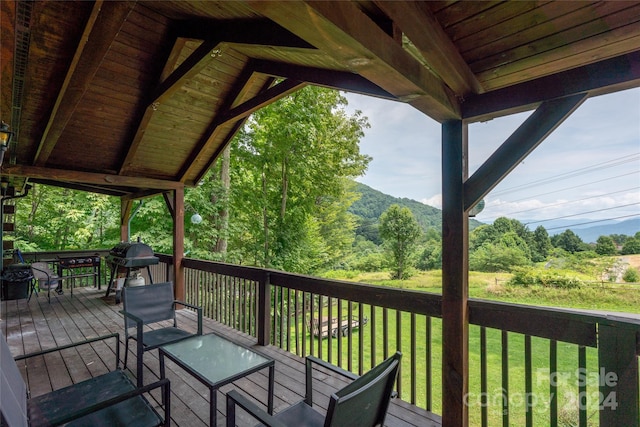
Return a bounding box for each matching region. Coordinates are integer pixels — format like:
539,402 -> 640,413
121,281 -> 203,387
226,351 -> 402,427
0,331 -> 170,427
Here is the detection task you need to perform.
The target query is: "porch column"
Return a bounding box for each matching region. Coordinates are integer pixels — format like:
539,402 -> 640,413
119,199 -> 133,241
172,187 -> 185,301
441,119 -> 469,427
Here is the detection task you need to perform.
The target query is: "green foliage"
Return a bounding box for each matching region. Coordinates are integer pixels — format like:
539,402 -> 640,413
227,86 -> 370,273
622,267 -> 639,283
470,242 -> 530,272
14,184 -> 120,251
595,235 -> 617,255
621,237 -> 640,255
379,204 -> 421,279
551,229 -> 586,253
509,268 -> 583,289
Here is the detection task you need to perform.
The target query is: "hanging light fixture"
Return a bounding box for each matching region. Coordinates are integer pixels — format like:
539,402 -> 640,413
0,122 -> 13,167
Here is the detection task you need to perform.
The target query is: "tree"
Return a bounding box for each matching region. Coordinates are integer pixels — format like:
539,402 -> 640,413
621,237 -> 640,255
595,235 -> 617,255
530,226 -> 552,262
551,229 -> 584,253
379,204 -> 421,279
229,86 -> 371,272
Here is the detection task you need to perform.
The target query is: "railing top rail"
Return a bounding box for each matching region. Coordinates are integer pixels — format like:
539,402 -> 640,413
167,255 -> 640,344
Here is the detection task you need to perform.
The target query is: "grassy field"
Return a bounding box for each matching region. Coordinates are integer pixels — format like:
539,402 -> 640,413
306,255 -> 640,426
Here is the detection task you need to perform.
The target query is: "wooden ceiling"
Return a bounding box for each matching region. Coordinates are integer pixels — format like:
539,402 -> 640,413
1,1 -> 639,197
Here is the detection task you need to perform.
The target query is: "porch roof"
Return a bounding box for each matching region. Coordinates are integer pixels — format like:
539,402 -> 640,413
1,1 -> 639,196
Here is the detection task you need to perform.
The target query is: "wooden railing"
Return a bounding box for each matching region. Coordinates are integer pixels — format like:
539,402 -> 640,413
31,252 -> 639,427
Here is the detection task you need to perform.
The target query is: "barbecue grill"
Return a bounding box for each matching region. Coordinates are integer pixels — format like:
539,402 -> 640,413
105,242 -> 159,268
105,242 -> 159,302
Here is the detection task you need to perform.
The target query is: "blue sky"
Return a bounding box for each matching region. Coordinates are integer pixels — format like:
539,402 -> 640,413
345,88 -> 640,226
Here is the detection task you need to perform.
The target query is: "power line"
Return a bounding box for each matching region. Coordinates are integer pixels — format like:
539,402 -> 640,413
490,153 -> 639,197
544,214 -> 640,232
482,186 -> 639,220
524,203 -> 640,226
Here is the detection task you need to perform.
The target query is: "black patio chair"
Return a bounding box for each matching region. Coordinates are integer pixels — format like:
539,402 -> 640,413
226,351 -> 402,427
121,281 -> 203,387
0,331 -> 170,427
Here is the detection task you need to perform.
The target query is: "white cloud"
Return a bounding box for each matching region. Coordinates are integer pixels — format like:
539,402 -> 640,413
346,88 -> 640,226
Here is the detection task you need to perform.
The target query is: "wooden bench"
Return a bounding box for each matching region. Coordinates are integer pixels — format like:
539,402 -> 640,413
0,331 -> 170,426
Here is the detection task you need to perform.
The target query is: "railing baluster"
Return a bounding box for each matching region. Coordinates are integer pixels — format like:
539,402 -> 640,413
578,345 -> 587,427
396,309 -> 402,398
550,339 -> 557,427
426,316 -> 432,412
337,298 -> 343,368
358,302 -> 364,376
347,300 -> 353,372
317,295 -> 323,358
383,308 -> 389,361
502,330 -> 509,427
309,292 -> 315,357
525,334 -> 532,427
411,312 -> 417,405
480,326 -> 487,427
370,305 -> 376,369
328,296 -> 333,363
294,289 -> 300,355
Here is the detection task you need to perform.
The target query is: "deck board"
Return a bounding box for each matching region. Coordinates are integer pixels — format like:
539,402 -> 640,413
0,287 -> 441,427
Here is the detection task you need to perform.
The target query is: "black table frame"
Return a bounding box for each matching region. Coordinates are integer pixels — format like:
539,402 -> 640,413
158,333 -> 275,426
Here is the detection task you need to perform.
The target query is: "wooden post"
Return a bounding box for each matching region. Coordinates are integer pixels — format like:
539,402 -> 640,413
120,199 -> 133,242
598,322 -> 639,427
441,119 -> 469,427
172,187 -> 185,301
257,270 -> 271,346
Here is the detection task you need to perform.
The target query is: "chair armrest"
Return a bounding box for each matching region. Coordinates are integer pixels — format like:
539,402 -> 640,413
119,309 -> 144,326
46,377 -> 170,426
14,333 -> 120,371
226,389 -> 286,427
306,355 -> 359,381
174,300 -> 203,335
304,355 -> 359,406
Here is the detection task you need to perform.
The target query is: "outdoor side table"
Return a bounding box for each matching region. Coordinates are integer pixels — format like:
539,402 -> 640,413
158,333 -> 275,426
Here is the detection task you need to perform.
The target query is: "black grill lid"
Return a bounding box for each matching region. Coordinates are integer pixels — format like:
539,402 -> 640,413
106,242 -> 159,267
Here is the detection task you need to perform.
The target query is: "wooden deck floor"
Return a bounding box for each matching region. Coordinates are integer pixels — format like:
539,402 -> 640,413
1,286 -> 441,426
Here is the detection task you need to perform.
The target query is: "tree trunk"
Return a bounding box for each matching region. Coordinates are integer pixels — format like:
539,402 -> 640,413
214,145 -> 230,256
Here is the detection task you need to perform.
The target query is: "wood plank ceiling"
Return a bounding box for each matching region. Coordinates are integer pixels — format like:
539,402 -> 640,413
1,0 -> 639,197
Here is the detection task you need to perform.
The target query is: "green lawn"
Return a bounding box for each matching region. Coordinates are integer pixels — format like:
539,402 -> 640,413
295,266 -> 640,426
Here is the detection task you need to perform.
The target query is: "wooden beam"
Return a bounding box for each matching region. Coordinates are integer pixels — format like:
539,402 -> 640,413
174,19 -> 314,49
178,76 -> 306,181
463,52 -> 640,122
441,120 -> 469,427
3,164 -> 184,190
373,0 -> 481,95
120,38 -> 220,175
464,94 -> 587,211
252,59 -> 396,100
27,179 -> 130,197
248,0 -> 460,122
34,1 -> 135,166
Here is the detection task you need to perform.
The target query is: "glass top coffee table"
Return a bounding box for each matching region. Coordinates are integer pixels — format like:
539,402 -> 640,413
158,332 -> 274,426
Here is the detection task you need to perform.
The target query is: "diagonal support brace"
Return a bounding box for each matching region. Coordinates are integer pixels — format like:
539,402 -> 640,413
464,93 -> 588,212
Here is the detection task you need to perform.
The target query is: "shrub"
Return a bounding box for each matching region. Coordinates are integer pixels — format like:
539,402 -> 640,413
509,268 -> 582,289
622,267 -> 640,283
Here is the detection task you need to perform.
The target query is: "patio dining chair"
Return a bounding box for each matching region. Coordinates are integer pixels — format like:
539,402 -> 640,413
226,351 -> 402,427
0,331 -> 170,427
30,262 -> 66,303
121,281 -> 203,387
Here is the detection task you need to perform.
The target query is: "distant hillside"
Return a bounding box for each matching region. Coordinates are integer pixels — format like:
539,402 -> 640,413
349,182 -> 483,243
572,218 -> 640,243
521,218 -> 640,243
